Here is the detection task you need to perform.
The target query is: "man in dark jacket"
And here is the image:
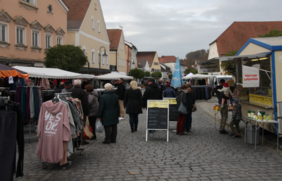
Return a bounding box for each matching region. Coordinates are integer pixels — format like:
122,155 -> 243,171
163,83 -> 176,97
142,79 -> 163,108
183,86 -> 196,133
55,82 -> 65,93
116,78 -> 126,120
142,78 -> 163,133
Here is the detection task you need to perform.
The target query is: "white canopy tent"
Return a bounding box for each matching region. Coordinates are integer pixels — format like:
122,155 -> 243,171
13,66 -> 95,79
183,74 -> 214,80
185,73 -> 194,77
95,71 -> 133,80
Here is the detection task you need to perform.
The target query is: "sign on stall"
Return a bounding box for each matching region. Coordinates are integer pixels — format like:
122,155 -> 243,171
242,65 -> 260,88
198,61 -> 220,73
146,100 -> 169,142
163,98 -> 178,122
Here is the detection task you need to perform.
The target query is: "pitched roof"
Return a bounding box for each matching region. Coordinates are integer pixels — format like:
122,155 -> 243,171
107,29 -> 122,50
63,0 -> 91,29
137,59 -> 148,69
159,56 -> 177,63
160,63 -> 171,72
137,52 -> 157,66
211,21 -> 282,56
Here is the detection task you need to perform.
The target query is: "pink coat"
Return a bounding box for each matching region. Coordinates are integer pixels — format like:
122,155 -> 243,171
36,101 -> 71,163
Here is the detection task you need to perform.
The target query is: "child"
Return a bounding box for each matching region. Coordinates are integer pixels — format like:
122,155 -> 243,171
229,99 -> 242,138
218,83 -> 232,108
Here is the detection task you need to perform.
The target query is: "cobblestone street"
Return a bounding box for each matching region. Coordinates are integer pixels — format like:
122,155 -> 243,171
17,98 -> 282,181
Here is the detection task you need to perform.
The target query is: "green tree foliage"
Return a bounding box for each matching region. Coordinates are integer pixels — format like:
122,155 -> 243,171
44,45 -> 88,72
184,49 -> 209,68
184,68 -> 198,75
220,50 -> 238,76
259,29 -> 282,37
129,68 -> 145,79
144,71 -> 151,77
151,71 -> 162,79
168,74 -> 173,79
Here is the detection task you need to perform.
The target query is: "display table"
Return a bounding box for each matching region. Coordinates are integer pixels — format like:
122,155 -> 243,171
243,117 -> 280,150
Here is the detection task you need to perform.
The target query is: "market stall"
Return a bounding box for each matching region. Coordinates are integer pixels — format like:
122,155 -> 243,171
198,36 -> 282,135
94,71 -> 133,80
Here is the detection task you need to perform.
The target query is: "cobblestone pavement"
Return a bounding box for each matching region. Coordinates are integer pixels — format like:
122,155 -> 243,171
16,98 -> 282,181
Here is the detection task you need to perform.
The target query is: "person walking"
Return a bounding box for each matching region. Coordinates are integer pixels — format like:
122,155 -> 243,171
61,80 -> 73,93
183,85 -> 196,133
85,84 -> 99,140
176,85 -> 189,135
116,78 -> 126,120
142,78 -> 163,133
55,82 -> 65,93
70,79 -> 89,144
229,99 -> 242,138
163,83 -> 176,97
98,83 -> 120,144
124,80 -> 143,132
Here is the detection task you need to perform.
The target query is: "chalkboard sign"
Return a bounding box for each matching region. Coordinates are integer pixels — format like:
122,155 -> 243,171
163,98 -> 178,121
147,108 -> 168,129
146,100 -> 169,142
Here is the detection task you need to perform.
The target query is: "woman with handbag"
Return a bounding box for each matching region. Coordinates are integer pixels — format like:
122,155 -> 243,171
176,84 -> 188,135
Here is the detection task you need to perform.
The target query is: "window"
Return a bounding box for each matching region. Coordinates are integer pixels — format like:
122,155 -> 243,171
102,54 -> 105,65
22,0 -> 37,6
91,50 -> 95,64
57,37 -> 62,45
154,62 -> 158,65
0,24 -> 7,42
97,20 -> 100,33
106,54 -> 108,65
45,34 -> 52,48
91,17 -> 94,30
32,31 -> 39,47
16,27 -> 25,44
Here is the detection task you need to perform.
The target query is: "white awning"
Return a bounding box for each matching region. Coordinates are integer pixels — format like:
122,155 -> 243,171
183,74 -> 215,80
13,66 -> 95,79
95,71 -> 133,80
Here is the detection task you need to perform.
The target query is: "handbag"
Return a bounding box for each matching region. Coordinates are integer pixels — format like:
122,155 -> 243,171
96,120 -> 104,133
83,117 -> 93,140
178,92 -> 187,114
192,105 -> 197,112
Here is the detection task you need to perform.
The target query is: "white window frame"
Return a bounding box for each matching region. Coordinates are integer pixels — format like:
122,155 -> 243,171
97,20 -> 100,33
56,36 -> 63,45
45,33 -> 52,48
91,16 -> 95,30
91,49 -> 95,64
0,22 -> 9,43
16,26 -> 26,45
22,0 -> 37,6
31,30 -> 40,47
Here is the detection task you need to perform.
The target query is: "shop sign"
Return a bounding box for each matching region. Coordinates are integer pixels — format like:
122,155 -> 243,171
198,61 -> 220,73
242,65 -> 259,87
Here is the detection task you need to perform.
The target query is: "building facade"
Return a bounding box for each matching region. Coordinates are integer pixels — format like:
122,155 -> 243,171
107,29 -> 126,73
64,0 -> 110,75
0,0 -> 68,67
137,51 -> 161,73
125,41 -> 138,74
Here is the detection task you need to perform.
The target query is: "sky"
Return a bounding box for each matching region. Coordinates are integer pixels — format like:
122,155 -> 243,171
100,0 -> 282,59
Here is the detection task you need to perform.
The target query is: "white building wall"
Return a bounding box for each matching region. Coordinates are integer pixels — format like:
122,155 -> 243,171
208,42 -> 219,59
164,63 -> 176,74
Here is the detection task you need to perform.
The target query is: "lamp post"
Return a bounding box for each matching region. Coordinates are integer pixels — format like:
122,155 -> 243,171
98,46 -> 108,75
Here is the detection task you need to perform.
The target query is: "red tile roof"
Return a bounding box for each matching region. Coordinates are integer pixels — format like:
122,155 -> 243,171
63,0 -> 91,29
137,52 -> 157,66
211,21 -> 282,56
107,29 -> 122,51
159,56 -> 177,63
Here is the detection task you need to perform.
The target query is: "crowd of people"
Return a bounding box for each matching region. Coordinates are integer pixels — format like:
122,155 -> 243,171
54,77 -> 242,145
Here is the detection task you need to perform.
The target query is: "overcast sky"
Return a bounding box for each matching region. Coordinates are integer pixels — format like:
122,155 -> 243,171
100,0 -> 281,59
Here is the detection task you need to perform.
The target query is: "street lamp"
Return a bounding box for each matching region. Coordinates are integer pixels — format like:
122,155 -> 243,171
98,46 -> 108,75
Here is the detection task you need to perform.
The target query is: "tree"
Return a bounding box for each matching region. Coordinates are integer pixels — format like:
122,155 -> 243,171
184,49 -> 209,69
259,29 -> 282,37
129,68 -> 144,79
184,68 -> 198,75
220,50 -> 238,76
144,71 -> 151,77
44,45 -> 88,72
151,71 -> 162,79
168,74 -> 173,80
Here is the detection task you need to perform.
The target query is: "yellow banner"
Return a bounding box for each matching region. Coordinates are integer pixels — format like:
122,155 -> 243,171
163,98 -> 177,105
148,101 -> 169,108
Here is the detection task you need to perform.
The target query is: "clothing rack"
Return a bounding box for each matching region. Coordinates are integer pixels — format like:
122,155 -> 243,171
0,87 -> 10,90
